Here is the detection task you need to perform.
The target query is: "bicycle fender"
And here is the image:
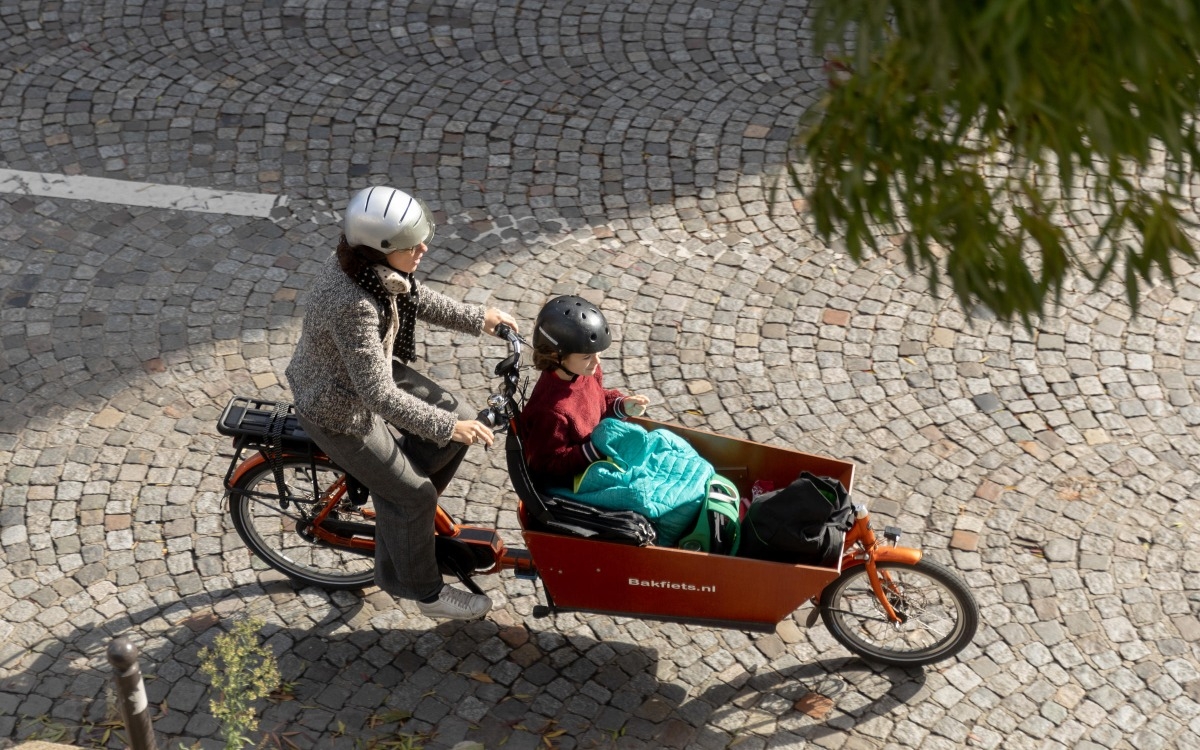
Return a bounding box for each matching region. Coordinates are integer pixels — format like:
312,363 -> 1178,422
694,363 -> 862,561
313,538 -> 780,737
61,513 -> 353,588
228,451 -> 270,487
229,450 -> 317,488
840,545 -> 923,569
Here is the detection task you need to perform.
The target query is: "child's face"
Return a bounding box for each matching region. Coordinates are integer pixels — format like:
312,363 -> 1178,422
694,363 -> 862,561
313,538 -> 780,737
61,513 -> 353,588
561,351 -> 600,377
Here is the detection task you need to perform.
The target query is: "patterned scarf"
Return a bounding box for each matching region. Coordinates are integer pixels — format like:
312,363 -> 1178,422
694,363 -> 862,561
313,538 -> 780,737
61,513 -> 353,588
354,264 -> 420,363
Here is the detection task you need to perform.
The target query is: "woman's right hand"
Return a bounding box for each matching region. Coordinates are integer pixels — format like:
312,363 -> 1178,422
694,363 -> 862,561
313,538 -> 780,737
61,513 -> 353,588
452,420 -> 495,447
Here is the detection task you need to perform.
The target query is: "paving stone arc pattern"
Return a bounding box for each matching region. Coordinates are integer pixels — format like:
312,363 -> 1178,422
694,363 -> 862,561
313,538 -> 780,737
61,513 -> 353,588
2,2 -> 1200,749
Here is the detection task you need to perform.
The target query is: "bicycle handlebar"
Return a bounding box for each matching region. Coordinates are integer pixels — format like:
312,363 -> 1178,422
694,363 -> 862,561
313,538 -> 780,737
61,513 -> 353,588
493,322 -> 524,349
476,322 -> 526,431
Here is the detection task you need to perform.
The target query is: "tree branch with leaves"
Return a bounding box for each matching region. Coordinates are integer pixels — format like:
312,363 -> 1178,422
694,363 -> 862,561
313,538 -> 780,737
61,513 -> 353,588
794,0 -> 1200,324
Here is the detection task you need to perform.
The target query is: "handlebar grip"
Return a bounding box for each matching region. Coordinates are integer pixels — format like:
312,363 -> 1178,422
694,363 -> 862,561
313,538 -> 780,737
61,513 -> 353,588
493,322 -> 525,346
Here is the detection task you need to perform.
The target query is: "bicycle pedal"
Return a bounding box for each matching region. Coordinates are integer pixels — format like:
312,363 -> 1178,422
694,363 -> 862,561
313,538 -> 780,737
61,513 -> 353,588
531,605 -> 554,619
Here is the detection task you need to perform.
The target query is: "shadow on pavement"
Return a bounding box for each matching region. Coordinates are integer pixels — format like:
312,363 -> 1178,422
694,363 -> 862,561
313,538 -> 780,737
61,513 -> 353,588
2,582 -> 930,749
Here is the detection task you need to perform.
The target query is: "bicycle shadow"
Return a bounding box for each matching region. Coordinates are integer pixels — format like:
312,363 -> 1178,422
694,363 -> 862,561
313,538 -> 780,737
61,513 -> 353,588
1,582 -> 927,749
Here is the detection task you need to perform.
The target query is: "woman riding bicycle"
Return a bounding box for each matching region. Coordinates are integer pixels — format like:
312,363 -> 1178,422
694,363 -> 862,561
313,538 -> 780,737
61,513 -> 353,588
285,185 -> 518,621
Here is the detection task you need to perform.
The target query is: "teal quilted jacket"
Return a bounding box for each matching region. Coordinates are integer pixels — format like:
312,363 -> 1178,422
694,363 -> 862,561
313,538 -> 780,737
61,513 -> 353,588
561,419 -> 711,546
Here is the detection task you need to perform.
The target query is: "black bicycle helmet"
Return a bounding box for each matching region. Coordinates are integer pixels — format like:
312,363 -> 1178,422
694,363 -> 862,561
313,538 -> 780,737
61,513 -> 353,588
534,295 -> 612,355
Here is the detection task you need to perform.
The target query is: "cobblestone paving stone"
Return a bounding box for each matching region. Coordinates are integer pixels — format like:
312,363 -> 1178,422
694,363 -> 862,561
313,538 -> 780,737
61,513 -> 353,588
2,2 -> 1199,749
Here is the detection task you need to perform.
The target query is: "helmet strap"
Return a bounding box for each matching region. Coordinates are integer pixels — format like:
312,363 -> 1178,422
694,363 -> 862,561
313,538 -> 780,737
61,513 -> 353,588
554,354 -> 580,382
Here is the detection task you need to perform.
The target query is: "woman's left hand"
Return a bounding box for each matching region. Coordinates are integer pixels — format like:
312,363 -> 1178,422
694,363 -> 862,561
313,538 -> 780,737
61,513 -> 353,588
483,308 -> 519,336
451,420 -> 495,447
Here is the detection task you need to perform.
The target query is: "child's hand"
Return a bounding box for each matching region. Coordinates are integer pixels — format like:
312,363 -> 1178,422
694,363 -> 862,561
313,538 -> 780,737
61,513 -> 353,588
624,394 -> 650,417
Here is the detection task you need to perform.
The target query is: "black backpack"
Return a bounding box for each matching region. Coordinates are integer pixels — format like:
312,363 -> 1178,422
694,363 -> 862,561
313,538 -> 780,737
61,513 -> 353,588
737,472 -> 854,567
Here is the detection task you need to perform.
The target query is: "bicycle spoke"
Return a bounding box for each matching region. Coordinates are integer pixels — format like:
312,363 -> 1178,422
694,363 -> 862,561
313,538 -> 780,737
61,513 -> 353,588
821,607 -> 896,625
237,490 -> 314,525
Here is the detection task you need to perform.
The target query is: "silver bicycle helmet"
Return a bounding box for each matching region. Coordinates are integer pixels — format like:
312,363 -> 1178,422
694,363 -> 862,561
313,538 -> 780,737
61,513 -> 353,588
343,186 -> 435,253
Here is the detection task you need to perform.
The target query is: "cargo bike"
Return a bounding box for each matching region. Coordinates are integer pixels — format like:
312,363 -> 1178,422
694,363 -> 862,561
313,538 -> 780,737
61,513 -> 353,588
217,325 -> 978,667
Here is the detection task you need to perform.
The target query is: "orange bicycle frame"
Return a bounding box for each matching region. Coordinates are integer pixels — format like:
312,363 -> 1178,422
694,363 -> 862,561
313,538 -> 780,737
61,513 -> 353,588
838,510 -> 922,623
230,448 -> 532,575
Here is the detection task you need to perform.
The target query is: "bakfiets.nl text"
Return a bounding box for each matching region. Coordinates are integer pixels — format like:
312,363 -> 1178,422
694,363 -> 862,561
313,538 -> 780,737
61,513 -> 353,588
628,578 -> 715,593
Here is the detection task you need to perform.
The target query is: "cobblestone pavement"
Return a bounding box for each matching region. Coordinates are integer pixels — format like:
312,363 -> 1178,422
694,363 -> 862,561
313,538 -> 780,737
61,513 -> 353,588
2,2 -> 1199,749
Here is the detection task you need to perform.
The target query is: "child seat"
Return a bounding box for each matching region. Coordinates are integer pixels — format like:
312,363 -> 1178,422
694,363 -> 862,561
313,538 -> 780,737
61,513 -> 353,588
504,423 -> 655,546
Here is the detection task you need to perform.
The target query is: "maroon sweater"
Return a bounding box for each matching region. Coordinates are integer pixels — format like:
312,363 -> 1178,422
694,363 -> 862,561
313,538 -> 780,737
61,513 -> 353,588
520,364 -> 630,488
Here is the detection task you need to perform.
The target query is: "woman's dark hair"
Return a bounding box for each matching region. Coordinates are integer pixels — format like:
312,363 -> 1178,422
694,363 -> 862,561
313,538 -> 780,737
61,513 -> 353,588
336,235 -> 389,278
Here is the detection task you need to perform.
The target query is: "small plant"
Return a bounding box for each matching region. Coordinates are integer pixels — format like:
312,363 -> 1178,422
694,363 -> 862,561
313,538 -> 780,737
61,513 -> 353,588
198,617 -> 281,749
21,715 -> 72,743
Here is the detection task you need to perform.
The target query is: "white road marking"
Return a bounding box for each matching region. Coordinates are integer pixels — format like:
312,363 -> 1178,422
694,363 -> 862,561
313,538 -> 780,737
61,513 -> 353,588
0,168 -> 287,218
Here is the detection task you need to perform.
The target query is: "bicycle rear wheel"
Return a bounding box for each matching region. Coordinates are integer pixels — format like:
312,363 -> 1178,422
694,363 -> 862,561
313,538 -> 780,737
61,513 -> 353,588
819,559 -> 978,667
229,456 -> 376,590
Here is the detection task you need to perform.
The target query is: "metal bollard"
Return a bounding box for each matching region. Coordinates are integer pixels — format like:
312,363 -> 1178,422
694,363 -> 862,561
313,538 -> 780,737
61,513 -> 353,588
107,636 -> 159,750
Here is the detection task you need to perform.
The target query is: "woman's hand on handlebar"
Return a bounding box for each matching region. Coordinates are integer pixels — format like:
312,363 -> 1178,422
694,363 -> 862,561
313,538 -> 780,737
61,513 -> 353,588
452,420 -> 495,447
483,308 -> 519,337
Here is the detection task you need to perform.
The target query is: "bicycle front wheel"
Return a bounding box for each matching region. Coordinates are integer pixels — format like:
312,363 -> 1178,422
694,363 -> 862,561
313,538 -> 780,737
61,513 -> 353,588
229,456 -> 376,590
819,559 -> 978,667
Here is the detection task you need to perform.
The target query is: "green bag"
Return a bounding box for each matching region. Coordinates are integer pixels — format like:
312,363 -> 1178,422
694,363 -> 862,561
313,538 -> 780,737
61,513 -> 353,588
678,474 -> 741,555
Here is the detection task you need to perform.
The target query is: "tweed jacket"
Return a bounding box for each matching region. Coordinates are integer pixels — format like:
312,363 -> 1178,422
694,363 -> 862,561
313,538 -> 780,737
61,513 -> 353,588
285,255 -> 485,445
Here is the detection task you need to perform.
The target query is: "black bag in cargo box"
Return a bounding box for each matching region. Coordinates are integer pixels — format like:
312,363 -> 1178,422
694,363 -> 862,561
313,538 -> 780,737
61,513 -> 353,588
536,494 -> 658,546
737,472 -> 854,567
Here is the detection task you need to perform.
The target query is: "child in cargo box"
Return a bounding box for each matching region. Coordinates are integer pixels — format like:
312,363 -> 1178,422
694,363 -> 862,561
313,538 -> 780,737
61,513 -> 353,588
519,295 -> 650,489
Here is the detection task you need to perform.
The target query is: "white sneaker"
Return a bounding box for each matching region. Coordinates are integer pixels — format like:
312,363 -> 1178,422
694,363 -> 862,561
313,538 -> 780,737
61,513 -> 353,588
417,585 -> 493,620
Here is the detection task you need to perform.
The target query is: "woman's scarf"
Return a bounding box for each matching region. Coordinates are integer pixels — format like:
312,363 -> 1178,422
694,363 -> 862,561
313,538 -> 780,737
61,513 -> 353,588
354,264 -> 420,363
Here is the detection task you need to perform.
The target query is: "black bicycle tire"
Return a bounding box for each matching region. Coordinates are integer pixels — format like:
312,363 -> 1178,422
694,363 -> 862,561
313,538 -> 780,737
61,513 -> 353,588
819,559 -> 979,667
228,457 -> 376,591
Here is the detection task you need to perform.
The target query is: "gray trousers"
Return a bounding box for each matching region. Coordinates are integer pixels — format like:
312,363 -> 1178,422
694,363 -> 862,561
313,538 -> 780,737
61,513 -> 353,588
297,364 -> 472,600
